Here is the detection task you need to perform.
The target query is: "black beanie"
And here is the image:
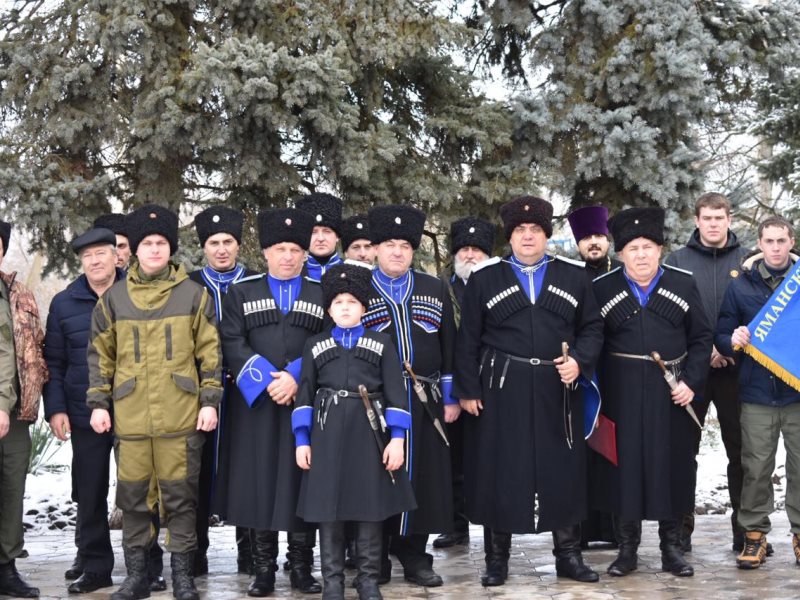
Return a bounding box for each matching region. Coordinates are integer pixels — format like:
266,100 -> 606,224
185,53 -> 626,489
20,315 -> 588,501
258,208 -> 314,250
450,217 -> 495,256
126,204 -> 179,255
296,193 -> 343,235
368,205 -> 426,249
322,262 -> 373,310
194,206 -> 244,246
340,215 -> 371,251
608,207 -> 665,252
0,220 -> 9,255
499,196 -> 553,240
93,213 -> 128,237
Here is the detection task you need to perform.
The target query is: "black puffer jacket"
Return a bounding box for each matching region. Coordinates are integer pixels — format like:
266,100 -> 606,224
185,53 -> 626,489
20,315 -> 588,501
665,229 -> 750,329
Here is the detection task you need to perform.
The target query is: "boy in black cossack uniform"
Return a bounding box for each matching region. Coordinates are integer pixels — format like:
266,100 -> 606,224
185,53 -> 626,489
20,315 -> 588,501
293,263 -> 416,600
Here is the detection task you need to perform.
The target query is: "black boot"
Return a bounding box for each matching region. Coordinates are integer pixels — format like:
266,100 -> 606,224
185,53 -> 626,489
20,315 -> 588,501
319,523 -> 346,600
552,525 -> 599,582
148,542 -> 166,592
353,522 -> 383,600
248,530 -> 278,597
192,552 -> 208,577
680,512 -> 694,553
378,533 -> 391,585
170,552 -> 200,600
344,525 -> 358,570
0,561 -> 39,598
64,554 -> 84,580
288,531 -> 322,594
659,519 -> 694,577
607,519 -> 640,577
237,527 -> 254,575
111,547 -> 150,600
480,528 -> 510,587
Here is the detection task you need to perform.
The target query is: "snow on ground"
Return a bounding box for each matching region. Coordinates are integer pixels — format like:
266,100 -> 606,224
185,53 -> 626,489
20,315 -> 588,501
22,407 -> 789,536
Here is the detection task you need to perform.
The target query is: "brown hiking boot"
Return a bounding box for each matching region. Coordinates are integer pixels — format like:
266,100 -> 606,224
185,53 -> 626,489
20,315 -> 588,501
736,532 -> 767,569
793,533 -> 800,566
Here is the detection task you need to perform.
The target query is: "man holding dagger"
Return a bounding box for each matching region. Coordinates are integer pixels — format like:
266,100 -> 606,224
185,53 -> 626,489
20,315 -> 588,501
590,207 -> 712,579
453,196 -> 605,586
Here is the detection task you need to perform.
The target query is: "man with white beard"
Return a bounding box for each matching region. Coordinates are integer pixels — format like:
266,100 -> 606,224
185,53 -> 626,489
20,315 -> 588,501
432,217 -> 496,549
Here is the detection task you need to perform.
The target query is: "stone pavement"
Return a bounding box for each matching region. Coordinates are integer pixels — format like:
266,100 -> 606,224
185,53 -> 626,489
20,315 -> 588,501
14,512 -> 797,600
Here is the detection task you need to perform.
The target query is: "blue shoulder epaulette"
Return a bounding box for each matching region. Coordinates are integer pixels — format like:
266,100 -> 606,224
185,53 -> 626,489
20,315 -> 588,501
593,266 -> 622,282
663,263 -> 693,276
472,256 -> 501,273
233,274 -> 265,284
554,255 -> 586,268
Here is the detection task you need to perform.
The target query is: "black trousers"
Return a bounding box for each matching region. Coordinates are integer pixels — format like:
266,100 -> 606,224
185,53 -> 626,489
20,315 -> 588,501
446,418 -> 468,533
195,428 -> 215,556
689,367 -> 743,535
71,427 -> 114,576
388,531 -> 430,573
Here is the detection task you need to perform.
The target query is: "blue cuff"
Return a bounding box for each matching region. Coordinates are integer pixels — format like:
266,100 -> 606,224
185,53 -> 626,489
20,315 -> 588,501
390,426 -> 406,439
285,357 -> 302,383
292,406 -> 314,447
440,374 -> 457,405
236,355 -> 277,407
385,407 -> 411,431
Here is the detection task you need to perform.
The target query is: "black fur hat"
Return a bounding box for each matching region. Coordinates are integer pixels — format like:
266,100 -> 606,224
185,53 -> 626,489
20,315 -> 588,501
296,193 -> 343,235
194,206 -> 244,246
0,220 -> 10,255
368,205 -> 426,249
608,207 -> 665,251
126,204 -> 179,255
322,262 -> 373,310
341,214 -> 371,251
93,213 -> 128,237
450,217 -> 495,256
499,196 -> 553,240
258,208 -> 314,250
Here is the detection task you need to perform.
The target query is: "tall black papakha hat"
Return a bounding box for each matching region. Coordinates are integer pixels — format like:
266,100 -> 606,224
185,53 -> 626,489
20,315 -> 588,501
608,207 -> 665,252
322,262 -> 373,310
499,196 -> 554,240
450,217 -> 495,256
341,214 -> 371,252
258,208 -> 315,250
296,193 -> 344,235
93,213 -> 128,237
368,205 -> 426,250
126,204 -> 179,255
194,206 -> 244,246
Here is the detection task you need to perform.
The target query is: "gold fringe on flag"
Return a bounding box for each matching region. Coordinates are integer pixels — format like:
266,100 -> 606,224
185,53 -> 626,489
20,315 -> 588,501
743,344 -> 800,393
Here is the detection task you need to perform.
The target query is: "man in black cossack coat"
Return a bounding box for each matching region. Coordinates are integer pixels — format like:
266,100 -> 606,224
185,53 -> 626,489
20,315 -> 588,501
362,204 -> 458,588
453,196 -> 605,586
215,207 -> 324,597
591,207 -> 712,579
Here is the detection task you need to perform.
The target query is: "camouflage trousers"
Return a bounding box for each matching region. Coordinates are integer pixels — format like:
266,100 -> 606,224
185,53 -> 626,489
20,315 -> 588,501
115,432 -> 204,553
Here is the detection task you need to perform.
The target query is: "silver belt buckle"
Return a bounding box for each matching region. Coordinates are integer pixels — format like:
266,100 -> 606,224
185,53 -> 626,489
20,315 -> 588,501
529,358 -> 541,366
337,390 -> 348,397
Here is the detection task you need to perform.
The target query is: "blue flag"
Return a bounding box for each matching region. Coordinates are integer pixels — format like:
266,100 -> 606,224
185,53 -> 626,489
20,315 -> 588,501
742,260 -> 800,392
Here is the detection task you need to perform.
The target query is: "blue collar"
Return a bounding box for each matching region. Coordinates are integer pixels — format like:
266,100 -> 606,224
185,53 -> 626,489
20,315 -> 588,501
623,267 -> 664,307
267,273 -> 302,314
506,254 -> 551,302
332,324 -> 365,349
373,268 -> 412,303
306,253 -> 343,281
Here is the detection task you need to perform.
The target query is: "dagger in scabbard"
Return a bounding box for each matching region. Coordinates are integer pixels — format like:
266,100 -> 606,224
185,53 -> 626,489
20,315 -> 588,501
403,361 -> 450,447
359,385 -> 395,485
651,351 -> 702,429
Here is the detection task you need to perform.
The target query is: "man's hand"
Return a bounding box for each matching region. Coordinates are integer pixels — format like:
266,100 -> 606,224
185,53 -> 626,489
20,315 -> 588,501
554,355 -> 580,385
196,406 -> 218,432
90,408 -> 112,434
296,445 -> 311,470
49,412 -> 71,441
731,326 -> 750,349
459,398 -> 483,416
0,410 -> 9,439
671,381 -> 695,406
710,345 -> 734,369
267,371 -> 298,405
383,438 -> 405,471
444,403 -> 461,423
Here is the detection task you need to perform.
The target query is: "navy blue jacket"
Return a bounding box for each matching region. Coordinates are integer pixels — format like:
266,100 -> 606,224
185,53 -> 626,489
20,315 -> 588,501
715,257 -> 800,406
43,269 -> 125,428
